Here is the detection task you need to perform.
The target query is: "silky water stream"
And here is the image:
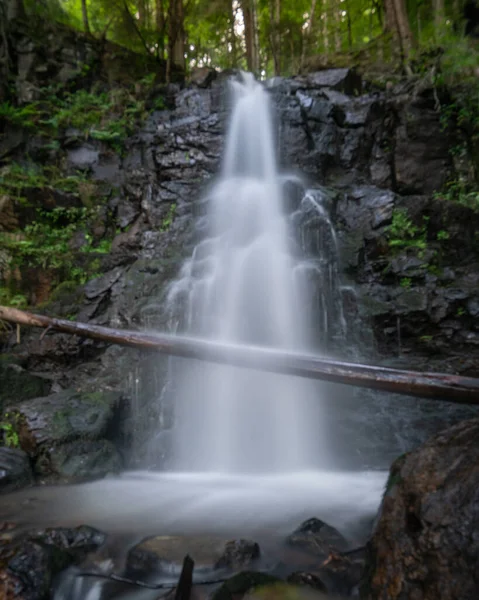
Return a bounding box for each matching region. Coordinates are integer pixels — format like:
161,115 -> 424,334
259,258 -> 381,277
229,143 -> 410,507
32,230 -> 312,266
1,74 -> 390,598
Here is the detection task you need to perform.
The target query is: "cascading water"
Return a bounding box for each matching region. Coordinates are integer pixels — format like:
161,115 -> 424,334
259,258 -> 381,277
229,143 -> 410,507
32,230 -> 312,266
38,73 -> 390,600
164,73 -> 344,473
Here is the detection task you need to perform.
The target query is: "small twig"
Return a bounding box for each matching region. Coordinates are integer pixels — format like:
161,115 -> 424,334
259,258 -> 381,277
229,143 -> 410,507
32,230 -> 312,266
77,571 -> 230,590
39,326 -> 52,341
16,324 -> 20,344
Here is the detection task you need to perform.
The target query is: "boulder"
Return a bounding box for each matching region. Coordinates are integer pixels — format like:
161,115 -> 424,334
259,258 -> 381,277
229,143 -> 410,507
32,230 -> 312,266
246,583 -> 341,600
10,389 -> 123,481
363,418 -> 479,600
127,535 -> 260,576
0,359 -> 51,412
0,525 -> 106,600
0,447 -> 33,494
211,571 -> 283,600
286,518 -> 349,558
302,69 -> 362,96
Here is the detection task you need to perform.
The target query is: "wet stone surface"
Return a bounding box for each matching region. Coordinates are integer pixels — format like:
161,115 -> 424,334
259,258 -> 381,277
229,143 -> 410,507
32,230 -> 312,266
126,535 -> 261,576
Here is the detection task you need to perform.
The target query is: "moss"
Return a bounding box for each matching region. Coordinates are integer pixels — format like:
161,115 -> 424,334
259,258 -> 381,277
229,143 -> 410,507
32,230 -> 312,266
84,391 -> 108,404
49,280 -> 81,302
0,362 -> 51,411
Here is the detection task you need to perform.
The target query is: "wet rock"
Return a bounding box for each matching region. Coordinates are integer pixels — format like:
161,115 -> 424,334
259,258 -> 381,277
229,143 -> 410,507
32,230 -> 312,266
0,540 -> 72,600
211,571 -> 283,600
394,105 -> 451,194
0,447 -> 33,494
216,539 -> 261,570
246,583 -> 339,600
39,439 -> 122,480
190,66 -> 217,88
287,518 -> 349,558
31,525 -> 107,558
363,418 -> 479,600
84,266 -> 124,300
0,525 -> 106,600
67,145 -> 99,170
287,572 -> 328,593
127,535 -> 260,576
301,69 -> 362,96
11,389 -> 123,481
0,360 -> 51,412
315,548 -> 365,597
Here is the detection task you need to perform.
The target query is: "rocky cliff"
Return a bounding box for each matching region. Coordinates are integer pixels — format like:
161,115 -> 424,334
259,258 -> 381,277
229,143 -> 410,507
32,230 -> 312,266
1,21 -> 479,477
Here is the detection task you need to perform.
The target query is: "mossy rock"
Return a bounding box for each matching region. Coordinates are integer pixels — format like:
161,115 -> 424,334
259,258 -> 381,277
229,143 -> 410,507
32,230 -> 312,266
10,389 -> 122,455
0,357 -> 51,412
246,583 -> 333,600
211,571 -> 283,600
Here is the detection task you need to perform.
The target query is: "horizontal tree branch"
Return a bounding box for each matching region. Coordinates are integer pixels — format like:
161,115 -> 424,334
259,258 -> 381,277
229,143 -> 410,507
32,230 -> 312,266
1,305 -> 479,404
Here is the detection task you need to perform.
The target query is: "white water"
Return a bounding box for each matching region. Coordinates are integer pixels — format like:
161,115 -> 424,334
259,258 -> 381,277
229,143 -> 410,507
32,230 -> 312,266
166,73 -> 332,473
42,73 -> 391,598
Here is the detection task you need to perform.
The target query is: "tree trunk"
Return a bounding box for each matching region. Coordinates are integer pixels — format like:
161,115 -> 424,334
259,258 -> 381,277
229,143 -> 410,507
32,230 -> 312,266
345,0 -> 353,48
167,0 -> 185,80
433,0 -> 445,36
138,0 -> 147,28
156,0 -> 166,59
1,305 -> 479,404
270,0 -> 281,75
81,0 -> 90,35
241,0 -> 260,74
383,0 -> 413,67
322,0 -> 329,55
229,0 -> 238,67
5,0 -> 25,20
252,0 -> 260,73
301,0 -> 318,69
333,0 -> 341,51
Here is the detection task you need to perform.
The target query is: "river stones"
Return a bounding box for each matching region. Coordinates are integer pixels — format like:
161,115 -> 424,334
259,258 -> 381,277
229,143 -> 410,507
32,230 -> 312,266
286,518 -> 349,558
126,535 -> 260,576
0,525 -> 107,600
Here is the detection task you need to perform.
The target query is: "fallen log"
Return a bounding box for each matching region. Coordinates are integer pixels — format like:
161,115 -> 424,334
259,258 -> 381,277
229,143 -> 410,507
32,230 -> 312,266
1,305 -> 479,404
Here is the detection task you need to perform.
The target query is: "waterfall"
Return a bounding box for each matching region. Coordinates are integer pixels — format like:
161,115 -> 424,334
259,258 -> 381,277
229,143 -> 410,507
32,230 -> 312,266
163,73 -> 346,473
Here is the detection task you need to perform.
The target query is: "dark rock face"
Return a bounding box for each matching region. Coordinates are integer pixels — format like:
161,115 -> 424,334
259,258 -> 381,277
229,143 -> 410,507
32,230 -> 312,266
1,57 -> 477,474
211,571 -> 283,600
10,389 -> 124,481
0,360 -> 51,413
0,447 -> 33,494
287,518 -> 349,557
0,525 -> 106,600
285,519 -> 364,597
363,418 -> 479,600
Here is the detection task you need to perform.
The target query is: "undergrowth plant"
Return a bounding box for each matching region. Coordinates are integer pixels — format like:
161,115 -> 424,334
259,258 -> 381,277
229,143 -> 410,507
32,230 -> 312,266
386,208 -> 428,253
0,86 -> 158,154
0,413 -> 20,448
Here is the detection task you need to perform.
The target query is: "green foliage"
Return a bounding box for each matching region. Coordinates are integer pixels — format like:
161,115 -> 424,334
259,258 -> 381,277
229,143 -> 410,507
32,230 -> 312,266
0,102 -> 40,128
0,289 -> 28,309
437,230 -> 450,241
1,89 -> 152,154
0,163 -> 95,204
419,335 -> 433,342
386,208 -> 428,252
160,203 -> 177,232
435,180 -> 479,212
400,277 -> 412,289
0,413 -> 20,448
